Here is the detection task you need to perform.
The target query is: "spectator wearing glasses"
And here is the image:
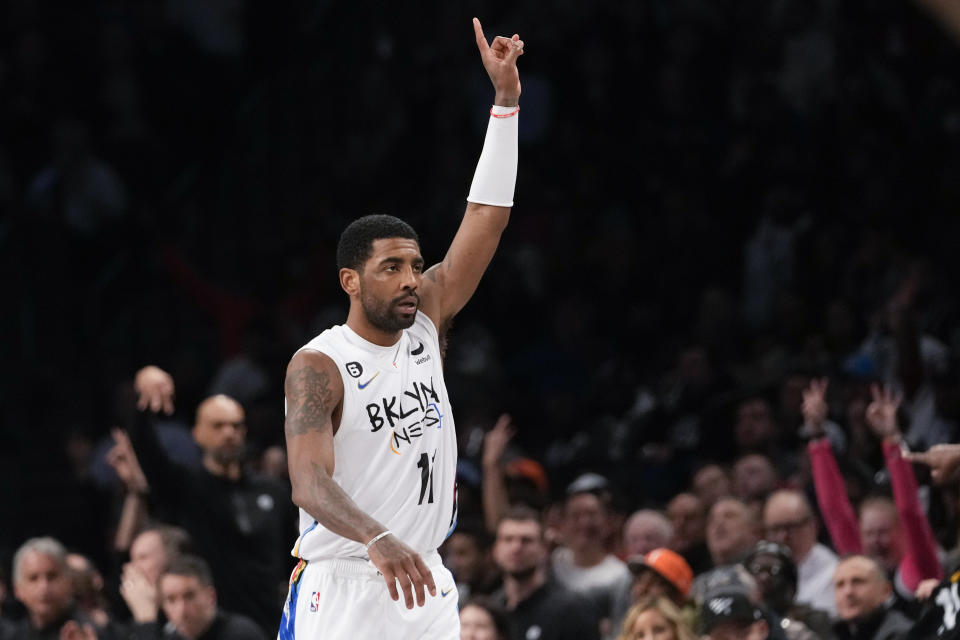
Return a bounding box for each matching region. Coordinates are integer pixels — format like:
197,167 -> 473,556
762,490 -> 838,615
743,542 -> 835,640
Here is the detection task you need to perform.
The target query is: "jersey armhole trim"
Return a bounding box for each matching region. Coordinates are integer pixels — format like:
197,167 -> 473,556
416,312 -> 440,341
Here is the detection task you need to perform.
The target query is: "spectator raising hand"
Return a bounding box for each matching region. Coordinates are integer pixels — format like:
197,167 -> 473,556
482,414 -> 516,533
865,384 -> 902,441
801,377 -> 829,435
107,428 -> 148,495
134,366 -> 175,415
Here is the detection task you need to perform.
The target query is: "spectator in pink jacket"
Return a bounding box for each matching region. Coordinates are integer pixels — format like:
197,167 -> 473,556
802,379 -> 942,596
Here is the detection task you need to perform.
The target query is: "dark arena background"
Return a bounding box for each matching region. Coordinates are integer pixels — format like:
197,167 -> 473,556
3,1 -> 960,638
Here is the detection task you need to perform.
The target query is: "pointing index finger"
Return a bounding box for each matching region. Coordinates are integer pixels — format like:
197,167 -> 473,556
473,18 -> 489,53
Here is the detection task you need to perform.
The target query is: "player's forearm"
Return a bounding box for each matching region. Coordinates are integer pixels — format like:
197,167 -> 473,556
291,463 -> 386,544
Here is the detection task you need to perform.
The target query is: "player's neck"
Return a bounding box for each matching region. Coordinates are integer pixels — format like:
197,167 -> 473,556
345,307 -> 403,347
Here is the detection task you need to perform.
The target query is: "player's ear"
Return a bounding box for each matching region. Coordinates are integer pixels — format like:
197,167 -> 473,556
340,267 -> 360,296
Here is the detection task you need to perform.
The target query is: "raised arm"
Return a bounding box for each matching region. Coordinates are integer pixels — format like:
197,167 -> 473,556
419,18 -> 523,333
481,414 -> 515,533
866,384 -> 943,589
125,366 -> 182,506
108,428 -> 150,553
803,378 -> 863,553
284,350 -> 436,609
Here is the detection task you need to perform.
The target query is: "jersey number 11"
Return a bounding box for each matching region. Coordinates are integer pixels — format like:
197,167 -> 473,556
417,451 -> 436,505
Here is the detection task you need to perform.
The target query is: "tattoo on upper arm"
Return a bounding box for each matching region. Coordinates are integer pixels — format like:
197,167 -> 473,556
285,363 -> 334,437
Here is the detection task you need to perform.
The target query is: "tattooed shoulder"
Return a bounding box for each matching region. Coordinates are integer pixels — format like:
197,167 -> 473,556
285,359 -> 336,437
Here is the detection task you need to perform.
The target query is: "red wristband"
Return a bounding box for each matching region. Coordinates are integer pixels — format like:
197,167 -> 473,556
490,105 -> 520,118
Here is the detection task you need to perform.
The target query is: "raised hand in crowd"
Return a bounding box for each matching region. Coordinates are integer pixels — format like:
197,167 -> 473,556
482,414 -> 515,533
108,427 -> 149,552
107,428 -> 148,494
134,365 -> 175,414
119,562 -> 159,623
59,620 -> 98,640
865,384 -> 902,441
906,444 -> 960,485
482,414 -> 515,469
801,377 -> 829,437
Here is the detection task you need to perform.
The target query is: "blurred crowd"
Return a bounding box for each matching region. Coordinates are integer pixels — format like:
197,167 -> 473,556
3,0 -> 960,638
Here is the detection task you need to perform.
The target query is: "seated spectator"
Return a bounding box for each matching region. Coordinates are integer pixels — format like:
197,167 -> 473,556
551,478 -> 630,599
734,397 -> 795,475
743,541 -> 834,640
804,380 -> 942,597
65,553 -> 120,633
130,555 -> 266,640
616,596 -> 695,640
460,597 -> 510,640
611,548 -> 694,635
120,525 -> 194,625
832,555 -> 912,640
692,498 -> 762,603
491,506 -> 601,640
623,510 -> 674,558
692,465 -> 733,509
626,549 -> 692,607
691,566 -> 791,640
666,492 -> 711,574
440,526 -> 501,601
762,489 -> 838,615
699,591 -> 770,640
706,498 -> 760,568
9,537 -> 107,639
733,454 -> 780,508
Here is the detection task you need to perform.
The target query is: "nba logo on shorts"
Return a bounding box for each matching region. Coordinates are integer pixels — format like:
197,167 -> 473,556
309,591 -> 321,612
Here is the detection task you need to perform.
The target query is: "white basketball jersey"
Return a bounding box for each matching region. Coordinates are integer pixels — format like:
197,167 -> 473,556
289,312 -> 458,561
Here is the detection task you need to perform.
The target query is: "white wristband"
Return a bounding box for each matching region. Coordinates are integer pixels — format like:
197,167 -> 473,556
466,105 -> 519,208
364,530 -> 392,552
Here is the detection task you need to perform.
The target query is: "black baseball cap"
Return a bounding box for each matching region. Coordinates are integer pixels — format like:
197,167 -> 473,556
699,591 -> 763,632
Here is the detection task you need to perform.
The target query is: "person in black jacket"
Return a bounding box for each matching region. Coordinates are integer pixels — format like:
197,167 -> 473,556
832,556 -> 912,640
125,366 -> 296,634
490,506 -> 601,640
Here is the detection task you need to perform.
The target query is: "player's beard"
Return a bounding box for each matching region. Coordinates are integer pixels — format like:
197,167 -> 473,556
361,289 -> 418,333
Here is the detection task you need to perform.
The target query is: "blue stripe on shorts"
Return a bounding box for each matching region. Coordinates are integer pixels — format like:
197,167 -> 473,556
277,566 -> 304,640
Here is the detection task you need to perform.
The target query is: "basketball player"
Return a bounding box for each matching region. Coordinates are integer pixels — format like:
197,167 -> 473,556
277,18 -> 523,640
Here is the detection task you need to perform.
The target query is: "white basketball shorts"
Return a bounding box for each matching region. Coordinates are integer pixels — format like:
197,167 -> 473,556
276,551 -> 459,640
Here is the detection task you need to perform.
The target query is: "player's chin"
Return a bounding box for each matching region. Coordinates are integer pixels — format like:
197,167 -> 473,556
393,309 -> 418,328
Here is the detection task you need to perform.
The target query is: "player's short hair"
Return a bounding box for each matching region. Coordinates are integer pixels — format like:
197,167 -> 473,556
161,554 -> 214,588
336,214 -> 419,272
13,537 -> 67,583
